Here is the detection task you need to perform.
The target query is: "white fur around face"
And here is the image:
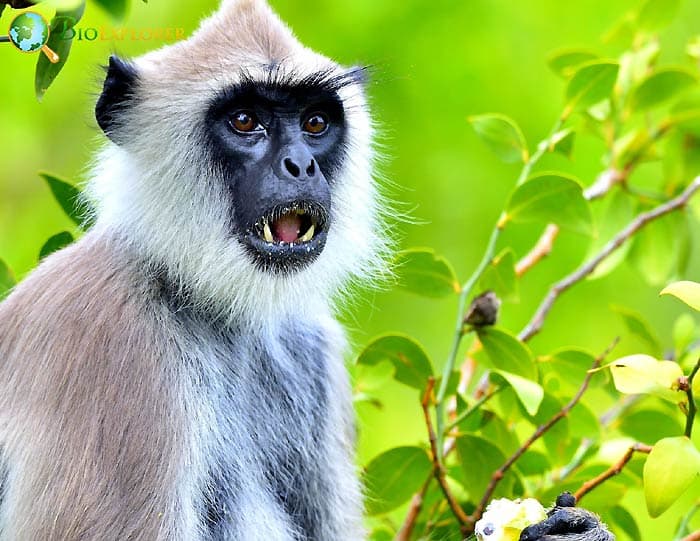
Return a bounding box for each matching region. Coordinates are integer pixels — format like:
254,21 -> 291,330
87,0 -> 390,327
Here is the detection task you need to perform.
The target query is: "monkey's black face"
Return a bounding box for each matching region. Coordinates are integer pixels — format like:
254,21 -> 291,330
206,72 -> 351,273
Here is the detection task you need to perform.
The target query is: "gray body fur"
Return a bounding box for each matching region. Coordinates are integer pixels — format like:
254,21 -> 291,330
0,233 -> 363,540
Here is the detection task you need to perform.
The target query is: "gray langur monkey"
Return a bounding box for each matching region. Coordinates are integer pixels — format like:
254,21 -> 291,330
0,1 -> 386,539
0,1 -> 614,540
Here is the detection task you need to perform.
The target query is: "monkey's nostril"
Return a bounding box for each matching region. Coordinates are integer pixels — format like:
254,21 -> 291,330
306,160 -> 316,177
284,158 -> 301,178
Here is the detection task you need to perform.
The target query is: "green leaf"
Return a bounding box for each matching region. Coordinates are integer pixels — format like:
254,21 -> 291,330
542,349 -> 603,395
456,435 -> 510,498
630,68 -> 697,112
661,281 -> 700,312
606,354 -> 684,402
547,49 -> 599,78
612,305 -> 662,357
564,61 -> 619,116
40,173 -> 93,228
363,446 -> 433,515
505,172 -> 593,235
673,313 -> 696,355
637,0 -> 682,33
668,91 -> 700,137
479,248 -> 518,303
0,259 -> 16,300
468,113 -> 528,164
35,2 -> 86,100
608,505 -> 642,541
491,370 -> 544,415
586,188 -> 634,280
39,231 -> 74,260
644,436 -> 700,518
356,334 -> 433,390
92,0 -> 128,20
548,128 -> 576,158
629,211 -> 688,286
619,409 -> 684,442
369,528 -> 393,541
476,327 -> 536,380
395,249 -> 459,298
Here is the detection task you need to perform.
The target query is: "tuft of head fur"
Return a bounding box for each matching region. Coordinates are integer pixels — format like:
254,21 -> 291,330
87,0 -> 392,327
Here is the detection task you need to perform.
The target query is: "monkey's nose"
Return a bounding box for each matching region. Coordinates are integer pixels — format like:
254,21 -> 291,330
281,156 -> 318,181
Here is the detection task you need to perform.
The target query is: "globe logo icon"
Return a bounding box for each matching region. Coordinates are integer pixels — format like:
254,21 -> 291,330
4,11 -> 59,63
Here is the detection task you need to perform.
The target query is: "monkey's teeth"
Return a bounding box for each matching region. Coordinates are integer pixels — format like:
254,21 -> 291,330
299,223 -> 315,242
263,222 -> 274,243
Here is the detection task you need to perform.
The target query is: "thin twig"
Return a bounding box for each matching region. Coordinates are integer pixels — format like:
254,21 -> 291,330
515,224 -> 561,276
555,395 -> 640,482
422,378 -> 471,534
676,503 -> 700,541
519,177 -> 700,342
685,358 -> 700,438
470,339 -> 619,523
393,475 -> 433,541
574,443 -> 652,503
515,168 -> 622,278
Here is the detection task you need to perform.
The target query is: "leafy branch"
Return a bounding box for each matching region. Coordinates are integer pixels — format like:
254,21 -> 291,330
470,338 -> 619,524
519,177 -> 700,341
574,442 -> 652,503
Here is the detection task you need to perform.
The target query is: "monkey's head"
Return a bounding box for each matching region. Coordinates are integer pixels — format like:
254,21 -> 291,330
89,0 -> 389,322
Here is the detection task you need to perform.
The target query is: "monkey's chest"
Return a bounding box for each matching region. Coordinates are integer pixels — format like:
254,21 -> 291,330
188,326 -> 332,540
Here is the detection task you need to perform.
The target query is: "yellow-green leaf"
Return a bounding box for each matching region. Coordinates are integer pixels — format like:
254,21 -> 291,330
606,354 -> 684,402
661,281 -> 700,312
395,249 -> 459,298
356,334 -> 433,390
547,49 -> 599,79
644,436 -> 700,517
564,61 -> 619,116
363,446 -> 433,515
505,172 -> 593,235
630,68 -> 697,112
469,113 -> 528,164
476,327 -> 536,380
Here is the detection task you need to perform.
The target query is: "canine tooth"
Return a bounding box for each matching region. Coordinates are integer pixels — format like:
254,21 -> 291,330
299,223 -> 315,242
263,222 -> 273,243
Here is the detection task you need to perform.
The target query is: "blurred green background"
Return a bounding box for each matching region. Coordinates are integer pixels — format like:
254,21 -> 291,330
1,0 -> 699,537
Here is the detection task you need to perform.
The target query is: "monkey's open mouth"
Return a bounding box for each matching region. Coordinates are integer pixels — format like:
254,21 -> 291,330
254,202 -> 325,245
244,201 -> 329,271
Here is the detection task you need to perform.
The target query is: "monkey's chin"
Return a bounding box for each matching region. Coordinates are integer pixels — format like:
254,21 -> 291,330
241,200 -> 329,273
242,229 -> 328,273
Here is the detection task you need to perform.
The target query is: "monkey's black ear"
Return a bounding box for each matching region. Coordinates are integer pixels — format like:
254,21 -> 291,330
95,55 -> 139,143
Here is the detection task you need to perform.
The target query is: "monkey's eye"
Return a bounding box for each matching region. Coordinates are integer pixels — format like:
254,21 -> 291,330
229,110 -> 263,134
302,113 -> 328,135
